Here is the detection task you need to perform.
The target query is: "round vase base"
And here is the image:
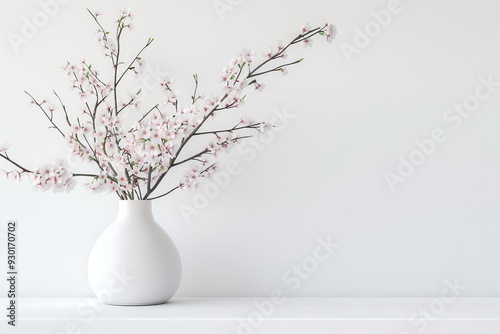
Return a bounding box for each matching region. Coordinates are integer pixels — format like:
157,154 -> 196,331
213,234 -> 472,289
101,300 -> 168,306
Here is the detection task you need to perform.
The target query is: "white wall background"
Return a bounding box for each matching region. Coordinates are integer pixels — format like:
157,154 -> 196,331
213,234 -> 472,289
0,0 -> 500,298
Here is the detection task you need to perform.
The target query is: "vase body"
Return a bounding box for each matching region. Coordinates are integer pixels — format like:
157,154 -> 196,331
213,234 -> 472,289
88,200 -> 181,305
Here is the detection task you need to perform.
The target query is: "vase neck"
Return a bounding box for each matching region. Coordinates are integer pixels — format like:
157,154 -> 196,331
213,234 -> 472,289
116,200 -> 154,223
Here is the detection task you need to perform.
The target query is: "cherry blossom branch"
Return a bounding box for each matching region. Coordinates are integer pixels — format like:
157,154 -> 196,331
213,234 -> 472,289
142,93 -> 229,199
147,186 -> 179,201
117,97 -> 135,115
112,21 -> 125,116
218,135 -> 252,149
143,33 -> 307,198
82,133 -> 97,156
24,92 -> 65,138
171,149 -> 210,167
0,154 -> 98,180
137,104 -> 160,125
73,173 -> 99,178
91,86 -> 99,130
53,91 -> 72,127
191,74 -> 199,104
0,153 -> 33,173
247,58 -> 304,79
143,26 -> 329,198
143,88 -> 244,198
171,27 -> 319,163
293,28 -> 324,44
135,179 -> 143,198
193,123 -> 262,136
248,26 -> 323,77
70,72 -> 94,115
2,10 -> 335,198
200,163 -> 217,175
72,133 -> 90,152
233,64 -> 245,86
87,9 -> 108,42
116,38 -> 154,86
147,166 -> 152,193
163,81 -> 179,113
83,63 -> 108,86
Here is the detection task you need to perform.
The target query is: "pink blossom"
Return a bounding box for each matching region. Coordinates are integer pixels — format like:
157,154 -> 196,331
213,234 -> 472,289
242,49 -> 255,64
276,40 -> 285,51
207,141 -> 217,151
240,115 -> 255,125
125,22 -> 134,31
301,22 -> 311,34
324,23 -> 337,43
301,38 -> 313,48
220,73 -> 230,84
0,142 -> 11,153
3,11 -> 336,200
160,76 -> 175,88
253,82 -> 266,92
166,90 -> 179,104
120,7 -> 133,19
203,163 -> 218,178
4,171 -> 22,183
91,9 -> 102,17
29,160 -> 75,193
105,38 -> 117,54
82,125 -> 91,134
258,122 -> 273,133
264,48 -> 274,59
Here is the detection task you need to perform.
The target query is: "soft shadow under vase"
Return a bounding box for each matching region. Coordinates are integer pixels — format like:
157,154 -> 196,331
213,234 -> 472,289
88,200 -> 182,306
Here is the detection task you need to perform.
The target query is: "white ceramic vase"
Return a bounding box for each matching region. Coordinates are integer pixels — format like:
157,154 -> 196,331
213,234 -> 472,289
88,200 -> 181,305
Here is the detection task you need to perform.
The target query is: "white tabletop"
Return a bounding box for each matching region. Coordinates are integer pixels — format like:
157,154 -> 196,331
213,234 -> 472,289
1,297 -> 499,334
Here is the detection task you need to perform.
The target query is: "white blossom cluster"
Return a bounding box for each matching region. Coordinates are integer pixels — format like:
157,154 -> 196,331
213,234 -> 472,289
0,9 -> 336,199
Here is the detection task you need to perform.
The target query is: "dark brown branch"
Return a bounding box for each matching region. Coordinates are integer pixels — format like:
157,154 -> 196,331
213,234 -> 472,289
25,92 -> 65,138
147,186 -> 179,201
0,153 -> 33,173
